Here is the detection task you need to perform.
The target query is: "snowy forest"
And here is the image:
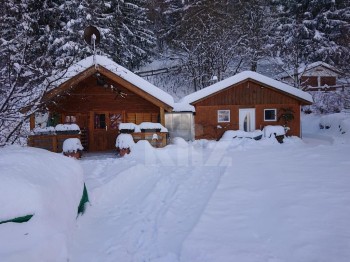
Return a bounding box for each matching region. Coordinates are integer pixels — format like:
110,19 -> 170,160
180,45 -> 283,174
1,0 -> 350,145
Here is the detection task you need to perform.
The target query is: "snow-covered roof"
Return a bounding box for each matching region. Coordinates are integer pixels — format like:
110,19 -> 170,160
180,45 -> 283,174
172,102 -> 195,112
48,55 -> 174,108
279,61 -> 342,79
180,71 -> 313,105
296,61 -> 342,75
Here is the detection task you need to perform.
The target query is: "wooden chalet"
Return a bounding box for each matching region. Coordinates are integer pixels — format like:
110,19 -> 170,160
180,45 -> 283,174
280,62 -> 344,91
179,71 -> 313,140
28,56 -> 174,152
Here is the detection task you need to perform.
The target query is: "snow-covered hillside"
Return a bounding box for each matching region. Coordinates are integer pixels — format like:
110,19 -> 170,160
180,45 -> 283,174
1,113 -> 350,262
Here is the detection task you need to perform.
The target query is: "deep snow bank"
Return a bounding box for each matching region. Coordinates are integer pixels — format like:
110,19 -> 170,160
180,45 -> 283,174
302,113 -> 350,144
0,146 -> 84,262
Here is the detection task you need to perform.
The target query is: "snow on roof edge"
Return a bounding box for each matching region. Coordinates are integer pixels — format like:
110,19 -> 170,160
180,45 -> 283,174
180,71 -> 313,105
48,55 -> 174,108
279,61 -> 342,79
172,102 -> 195,112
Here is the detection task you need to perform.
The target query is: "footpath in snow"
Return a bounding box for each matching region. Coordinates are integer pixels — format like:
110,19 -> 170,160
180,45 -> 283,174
69,141 -> 225,262
68,115 -> 350,262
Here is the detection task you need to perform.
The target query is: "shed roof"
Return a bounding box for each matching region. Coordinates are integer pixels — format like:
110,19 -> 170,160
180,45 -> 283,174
180,71 -> 313,105
43,55 -> 174,110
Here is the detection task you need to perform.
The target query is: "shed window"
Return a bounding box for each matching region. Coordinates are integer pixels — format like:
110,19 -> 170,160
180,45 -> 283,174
218,110 -> 230,123
264,109 -> 277,121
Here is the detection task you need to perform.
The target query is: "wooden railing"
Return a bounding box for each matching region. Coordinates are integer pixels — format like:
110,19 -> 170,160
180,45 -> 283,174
131,132 -> 168,148
28,132 -> 168,153
28,134 -> 81,153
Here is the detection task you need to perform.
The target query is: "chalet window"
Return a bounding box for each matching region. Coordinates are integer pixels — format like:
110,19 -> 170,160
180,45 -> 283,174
218,110 -> 230,123
47,112 -> 60,127
65,115 -> 76,124
320,76 -> 336,87
264,109 -> 277,121
94,114 -> 106,129
301,76 -> 318,87
109,113 -> 123,129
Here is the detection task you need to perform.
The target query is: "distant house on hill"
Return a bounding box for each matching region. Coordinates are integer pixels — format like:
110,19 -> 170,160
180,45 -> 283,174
280,62 -> 344,91
178,71 -> 313,140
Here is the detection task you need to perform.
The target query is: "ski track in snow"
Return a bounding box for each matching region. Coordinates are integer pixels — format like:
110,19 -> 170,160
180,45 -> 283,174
68,132 -> 350,262
69,154 -> 223,262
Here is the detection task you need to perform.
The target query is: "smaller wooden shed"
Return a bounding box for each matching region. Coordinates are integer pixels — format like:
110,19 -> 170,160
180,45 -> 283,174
179,71 -> 313,140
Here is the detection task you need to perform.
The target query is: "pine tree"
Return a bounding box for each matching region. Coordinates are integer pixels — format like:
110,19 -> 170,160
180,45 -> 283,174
169,0 -> 244,91
99,0 -> 154,69
271,0 -> 350,87
0,0 -> 64,144
55,0 -> 155,69
235,0 -> 275,72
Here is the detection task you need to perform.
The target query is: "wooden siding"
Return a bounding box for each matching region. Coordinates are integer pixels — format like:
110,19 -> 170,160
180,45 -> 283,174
47,75 -> 159,115
28,134 -> 81,153
193,80 -> 303,140
195,80 -> 304,106
195,105 -> 301,140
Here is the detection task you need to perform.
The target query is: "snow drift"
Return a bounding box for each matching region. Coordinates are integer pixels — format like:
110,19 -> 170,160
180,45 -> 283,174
0,146 -> 84,262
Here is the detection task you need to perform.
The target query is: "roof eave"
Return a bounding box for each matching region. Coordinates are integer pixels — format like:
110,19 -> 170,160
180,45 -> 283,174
188,77 -> 313,105
42,65 -> 173,111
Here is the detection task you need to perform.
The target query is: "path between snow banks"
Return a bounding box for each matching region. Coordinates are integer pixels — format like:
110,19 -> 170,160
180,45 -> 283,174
69,155 -> 224,262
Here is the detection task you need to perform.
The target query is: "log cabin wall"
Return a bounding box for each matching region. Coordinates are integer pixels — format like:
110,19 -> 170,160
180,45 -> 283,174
46,74 -> 161,151
47,75 -> 159,119
193,80 -> 303,140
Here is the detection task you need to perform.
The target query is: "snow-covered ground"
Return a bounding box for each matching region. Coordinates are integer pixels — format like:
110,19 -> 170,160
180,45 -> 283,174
0,146 -> 84,262
1,113 -> 350,262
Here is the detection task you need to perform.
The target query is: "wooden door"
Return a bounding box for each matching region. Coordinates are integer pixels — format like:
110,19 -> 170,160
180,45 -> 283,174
89,111 -> 123,151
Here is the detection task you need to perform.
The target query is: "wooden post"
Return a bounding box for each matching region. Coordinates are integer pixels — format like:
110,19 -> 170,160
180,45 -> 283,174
159,107 -> 165,126
52,136 -> 58,153
30,114 -> 35,130
161,133 -> 167,147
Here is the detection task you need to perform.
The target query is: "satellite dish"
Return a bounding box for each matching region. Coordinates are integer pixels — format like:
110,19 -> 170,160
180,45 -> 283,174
83,26 -> 101,46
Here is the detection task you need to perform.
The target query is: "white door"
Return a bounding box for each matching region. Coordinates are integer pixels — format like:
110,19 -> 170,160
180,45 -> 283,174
239,108 -> 256,132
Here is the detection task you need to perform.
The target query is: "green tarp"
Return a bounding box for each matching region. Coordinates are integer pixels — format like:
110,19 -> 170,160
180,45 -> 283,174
0,214 -> 33,225
78,183 -> 89,215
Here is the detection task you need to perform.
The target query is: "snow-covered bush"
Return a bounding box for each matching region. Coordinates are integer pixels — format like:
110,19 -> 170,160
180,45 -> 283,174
0,146 -> 84,261
115,134 -> 135,149
32,126 -> 55,135
220,130 -> 263,141
340,119 -> 350,135
116,134 -> 136,156
319,113 -> 347,130
119,123 -> 140,133
55,124 -> 80,132
263,125 -> 285,138
304,91 -> 344,114
138,122 -> 168,132
319,113 -> 350,136
63,138 -> 84,153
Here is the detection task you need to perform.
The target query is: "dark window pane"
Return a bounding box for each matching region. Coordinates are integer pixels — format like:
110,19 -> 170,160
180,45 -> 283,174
264,109 -> 276,121
94,114 -> 106,129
